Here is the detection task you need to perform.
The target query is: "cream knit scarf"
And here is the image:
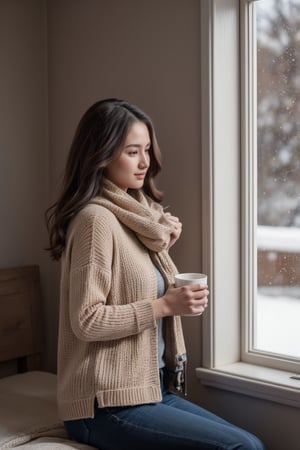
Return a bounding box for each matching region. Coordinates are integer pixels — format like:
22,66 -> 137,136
93,178 -> 174,254
90,178 -> 179,284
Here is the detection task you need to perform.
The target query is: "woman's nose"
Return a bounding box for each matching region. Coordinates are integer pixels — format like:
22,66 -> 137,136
139,153 -> 149,168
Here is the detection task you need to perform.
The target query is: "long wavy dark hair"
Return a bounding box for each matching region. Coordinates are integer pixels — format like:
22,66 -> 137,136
45,98 -> 163,261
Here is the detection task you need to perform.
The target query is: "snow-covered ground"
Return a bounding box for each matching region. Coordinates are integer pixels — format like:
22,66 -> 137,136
255,226 -> 300,358
256,287 -> 300,358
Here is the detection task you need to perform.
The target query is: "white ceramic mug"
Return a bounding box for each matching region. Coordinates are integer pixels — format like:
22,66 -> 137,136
174,273 -> 208,316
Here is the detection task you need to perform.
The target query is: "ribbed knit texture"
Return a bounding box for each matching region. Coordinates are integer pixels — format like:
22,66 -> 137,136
57,180 -> 186,420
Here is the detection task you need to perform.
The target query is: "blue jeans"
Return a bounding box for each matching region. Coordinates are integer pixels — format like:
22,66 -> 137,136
64,370 -> 265,450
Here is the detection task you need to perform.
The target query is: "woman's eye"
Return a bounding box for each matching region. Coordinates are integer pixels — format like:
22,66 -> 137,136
128,151 -> 138,156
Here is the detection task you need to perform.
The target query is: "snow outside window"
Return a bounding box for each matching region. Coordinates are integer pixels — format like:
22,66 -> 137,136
246,0 -> 300,367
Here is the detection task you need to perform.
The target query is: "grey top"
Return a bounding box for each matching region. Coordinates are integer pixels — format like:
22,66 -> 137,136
153,264 -> 166,369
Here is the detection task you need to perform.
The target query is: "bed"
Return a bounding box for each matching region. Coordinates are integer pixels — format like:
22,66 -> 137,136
0,265 -> 97,449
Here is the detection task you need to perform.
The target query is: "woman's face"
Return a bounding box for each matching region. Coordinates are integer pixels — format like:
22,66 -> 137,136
105,121 -> 151,191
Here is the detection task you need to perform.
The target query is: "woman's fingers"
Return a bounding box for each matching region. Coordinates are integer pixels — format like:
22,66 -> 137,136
164,212 -> 183,249
176,285 -> 209,312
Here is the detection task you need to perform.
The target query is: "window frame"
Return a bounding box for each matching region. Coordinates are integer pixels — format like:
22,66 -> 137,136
241,0 -> 300,371
197,0 -> 300,409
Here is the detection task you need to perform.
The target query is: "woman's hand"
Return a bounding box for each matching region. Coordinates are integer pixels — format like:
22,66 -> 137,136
164,212 -> 182,249
153,283 -> 209,318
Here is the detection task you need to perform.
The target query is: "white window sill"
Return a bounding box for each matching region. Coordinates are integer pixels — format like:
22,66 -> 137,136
196,362 -> 300,409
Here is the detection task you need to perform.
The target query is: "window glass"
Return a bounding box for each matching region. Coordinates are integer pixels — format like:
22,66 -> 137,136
255,0 -> 300,359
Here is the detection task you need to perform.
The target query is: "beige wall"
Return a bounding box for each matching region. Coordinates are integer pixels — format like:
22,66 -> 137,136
0,1 -> 299,449
0,0 -> 48,266
0,0 -> 54,370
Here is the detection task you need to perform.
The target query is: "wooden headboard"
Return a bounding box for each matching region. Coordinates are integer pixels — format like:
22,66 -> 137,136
0,265 -> 44,372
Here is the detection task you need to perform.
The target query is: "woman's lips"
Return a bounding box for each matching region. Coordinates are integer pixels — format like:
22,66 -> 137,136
135,173 -> 146,179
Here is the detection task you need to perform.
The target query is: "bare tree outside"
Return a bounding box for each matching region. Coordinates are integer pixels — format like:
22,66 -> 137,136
257,0 -> 300,227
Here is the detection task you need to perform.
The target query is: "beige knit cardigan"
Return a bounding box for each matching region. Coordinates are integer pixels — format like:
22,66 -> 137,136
57,179 -> 186,420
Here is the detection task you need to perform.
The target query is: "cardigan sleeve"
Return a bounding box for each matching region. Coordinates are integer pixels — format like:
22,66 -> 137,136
66,208 -> 157,342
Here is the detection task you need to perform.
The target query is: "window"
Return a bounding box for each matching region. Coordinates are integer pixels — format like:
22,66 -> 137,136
254,0 -> 300,361
197,0 -> 300,408
243,0 -> 300,371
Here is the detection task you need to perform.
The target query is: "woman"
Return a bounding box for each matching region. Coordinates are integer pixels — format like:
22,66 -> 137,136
46,98 -> 265,449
